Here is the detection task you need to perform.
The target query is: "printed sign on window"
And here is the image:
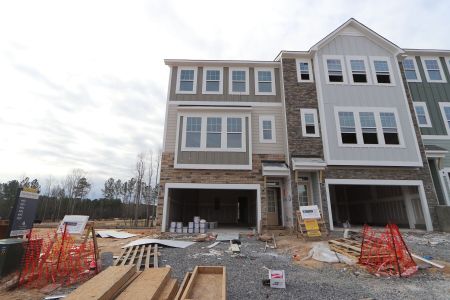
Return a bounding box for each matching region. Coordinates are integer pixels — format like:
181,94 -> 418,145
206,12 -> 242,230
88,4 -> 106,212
299,205 -> 321,219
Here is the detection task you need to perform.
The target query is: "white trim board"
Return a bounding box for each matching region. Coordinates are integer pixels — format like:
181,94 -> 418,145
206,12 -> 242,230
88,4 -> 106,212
168,101 -> 282,107
324,179 -> 433,231
162,183 -> 261,232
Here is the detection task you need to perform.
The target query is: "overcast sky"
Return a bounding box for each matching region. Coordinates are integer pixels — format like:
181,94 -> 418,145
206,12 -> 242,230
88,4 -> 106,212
1,0 -> 449,197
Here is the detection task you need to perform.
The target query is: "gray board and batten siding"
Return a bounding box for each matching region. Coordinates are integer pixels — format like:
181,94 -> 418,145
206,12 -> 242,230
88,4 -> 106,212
169,66 -> 281,102
407,56 -> 450,136
316,34 -> 421,165
176,115 -> 250,166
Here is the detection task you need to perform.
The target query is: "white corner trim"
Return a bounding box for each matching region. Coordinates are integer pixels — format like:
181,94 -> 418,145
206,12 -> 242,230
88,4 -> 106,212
229,67 -> 250,95
259,115 -> 276,143
324,179 -> 433,231
300,108 -> 320,137
176,66 -> 198,94
254,67 -> 276,95
295,58 -> 314,83
162,183 -> 262,232
323,55 -> 348,84
413,102 -> 432,128
439,102 -> 450,136
202,67 -> 223,94
420,56 -> 447,83
369,56 -> 396,86
345,55 -> 372,85
403,56 -> 422,83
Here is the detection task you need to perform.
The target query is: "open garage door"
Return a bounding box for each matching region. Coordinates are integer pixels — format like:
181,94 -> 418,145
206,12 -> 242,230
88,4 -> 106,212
163,184 -> 260,231
326,180 -> 433,231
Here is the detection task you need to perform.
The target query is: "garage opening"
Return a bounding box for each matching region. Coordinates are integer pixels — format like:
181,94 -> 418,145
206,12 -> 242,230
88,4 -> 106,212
329,185 -> 427,229
167,188 -> 257,230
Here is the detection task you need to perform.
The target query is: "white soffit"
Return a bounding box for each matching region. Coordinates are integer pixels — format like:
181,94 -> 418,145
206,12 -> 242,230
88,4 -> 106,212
292,157 -> 326,170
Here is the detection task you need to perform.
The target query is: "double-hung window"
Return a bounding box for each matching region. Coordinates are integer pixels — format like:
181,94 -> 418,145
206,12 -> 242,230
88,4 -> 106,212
202,68 -> 223,94
403,57 -> 421,82
177,67 -> 197,94
259,116 -> 276,143
229,68 -> 249,95
255,68 -> 275,95
227,118 -> 243,148
370,57 -> 394,85
300,108 -> 319,137
338,112 -> 357,144
185,117 -> 202,148
421,57 -> 446,83
413,102 -> 431,127
206,117 -> 222,148
325,56 -> 346,83
347,57 -> 369,84
380,112 -> 400,145
296,59 -> 313,82
439,103 -> 450,135
359,112 -> 378,144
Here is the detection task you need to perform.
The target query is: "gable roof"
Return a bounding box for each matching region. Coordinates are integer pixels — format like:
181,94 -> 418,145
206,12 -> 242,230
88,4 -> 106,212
309,18 -> 404,56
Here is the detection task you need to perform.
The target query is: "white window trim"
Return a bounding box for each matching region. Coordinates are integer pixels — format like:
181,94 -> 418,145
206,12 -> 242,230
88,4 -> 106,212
345,56 -> 372,85
259,115 -> 276,143
421,56 -> 447,83
413,102 -> 432,128
300,108 -> 320,137
180,113 -> 247,152
446,57 -> 450,78
296,59 -> 314,83
403,56 -> 422,83
229,67 -> 250,95
323,55 -> 347,84
438,102 -> 450,135
369,56 -> 396,86
334,106 -> 405,148
254,68 -> 276,95
202,67 -> 223,95
176,67 -> 198,94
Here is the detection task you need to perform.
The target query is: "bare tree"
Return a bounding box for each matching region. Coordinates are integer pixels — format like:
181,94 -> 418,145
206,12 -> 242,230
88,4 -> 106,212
145,151 -> 154,226
114,179 -> 122,201
64,169 -> 85,214
134,153 -> 146,227
72,177 -> 91,213
41,176 -> 53,221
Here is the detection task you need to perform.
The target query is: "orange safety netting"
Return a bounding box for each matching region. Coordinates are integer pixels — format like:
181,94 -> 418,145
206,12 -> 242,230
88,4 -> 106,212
18,227 -> 96,288
359,224 -> 417,277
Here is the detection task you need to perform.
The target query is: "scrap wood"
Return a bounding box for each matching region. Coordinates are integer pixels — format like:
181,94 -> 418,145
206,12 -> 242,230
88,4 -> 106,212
174,272 -> 192,300
97,230 -> 138,239
180,266 -> 226,300
116,267 -> 172,300
411,254 -> 445,269
158,278 -> 179,300
123,238 -> 195,249
65,265 -> 135,300
207,242 -> 220,248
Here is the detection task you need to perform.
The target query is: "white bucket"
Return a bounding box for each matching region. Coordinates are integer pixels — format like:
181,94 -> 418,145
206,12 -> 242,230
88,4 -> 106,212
176,222 -> 183,229
199,228 -> 206,233
193,216 -> 200,223
183,227 -> 188,233
170,222 -> 176,228
194,227 -> 200,233
176,227 -> 182,233
188,228 -> 194,234
200,222 -> 207,229
188,222 -> 194,228
169,227 -> 175,233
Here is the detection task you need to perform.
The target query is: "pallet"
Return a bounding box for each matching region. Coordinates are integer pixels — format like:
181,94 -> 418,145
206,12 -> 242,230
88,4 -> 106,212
328,238 -> 393,260
114,244 -> 159,271
180,266 -> 226,300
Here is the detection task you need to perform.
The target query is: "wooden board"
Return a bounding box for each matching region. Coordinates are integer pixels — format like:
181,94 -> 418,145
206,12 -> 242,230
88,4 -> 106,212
158,278 -> 179,300
65,265 -> 135,300
116,267 -> 171,300
180,266 -> 226,300
175,272 -> 191,300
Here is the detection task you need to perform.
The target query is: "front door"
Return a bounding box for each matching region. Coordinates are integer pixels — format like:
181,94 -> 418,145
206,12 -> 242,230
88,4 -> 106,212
267,187 -> 280,226
297,175 -> 313,207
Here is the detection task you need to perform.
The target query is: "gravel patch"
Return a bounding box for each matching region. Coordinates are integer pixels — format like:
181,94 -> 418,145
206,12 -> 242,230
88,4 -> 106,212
159,236 -> 450,300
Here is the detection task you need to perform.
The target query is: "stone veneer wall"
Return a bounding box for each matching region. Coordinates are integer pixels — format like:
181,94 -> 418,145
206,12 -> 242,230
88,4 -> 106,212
156,153 -> 285,229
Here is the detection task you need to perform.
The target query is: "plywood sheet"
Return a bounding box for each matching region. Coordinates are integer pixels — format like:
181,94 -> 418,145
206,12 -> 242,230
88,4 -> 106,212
65,265 -> 135,300
123,239 -> 195,249
158,278 -> 178,300
116,267 -> 171,300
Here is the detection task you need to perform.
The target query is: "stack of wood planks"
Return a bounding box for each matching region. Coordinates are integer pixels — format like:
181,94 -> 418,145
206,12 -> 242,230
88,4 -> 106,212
328,238 -> 362,259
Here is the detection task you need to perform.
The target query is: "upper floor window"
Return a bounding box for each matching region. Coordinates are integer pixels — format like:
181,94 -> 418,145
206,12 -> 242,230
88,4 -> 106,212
255,68 -> 275,95
370,57 -> 394,85
185,117 -> 202,147
403,57 -> 421,82
413,102 -> 431,127
421,57 -> 446,83
300,108 -> 319,137
439,103 -> 450,135
336,108 -> 403,147
181,114 -> 246,152
202,68 -> 223,94
347,56 -> 370,84
296,59 -> 313,82
176,67 -> 197,94
259,116 -> 276,143
324,56 -> 346,83
229,68 -> 249,95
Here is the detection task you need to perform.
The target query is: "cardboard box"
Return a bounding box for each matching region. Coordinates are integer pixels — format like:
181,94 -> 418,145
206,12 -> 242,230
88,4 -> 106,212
269,270 -> 286,289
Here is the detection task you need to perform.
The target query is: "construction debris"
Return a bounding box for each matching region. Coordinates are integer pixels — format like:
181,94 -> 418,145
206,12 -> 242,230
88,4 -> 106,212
96,230 -> 138,239
303,242 -> 356,265
122,238 -> 195,249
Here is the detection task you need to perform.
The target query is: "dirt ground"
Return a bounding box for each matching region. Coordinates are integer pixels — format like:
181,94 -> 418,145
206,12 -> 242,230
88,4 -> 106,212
1,227 -> 449,299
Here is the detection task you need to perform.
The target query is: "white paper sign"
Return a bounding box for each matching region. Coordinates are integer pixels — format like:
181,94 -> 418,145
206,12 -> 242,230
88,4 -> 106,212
58,215 -> 89,234
299,205 -> 321,220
